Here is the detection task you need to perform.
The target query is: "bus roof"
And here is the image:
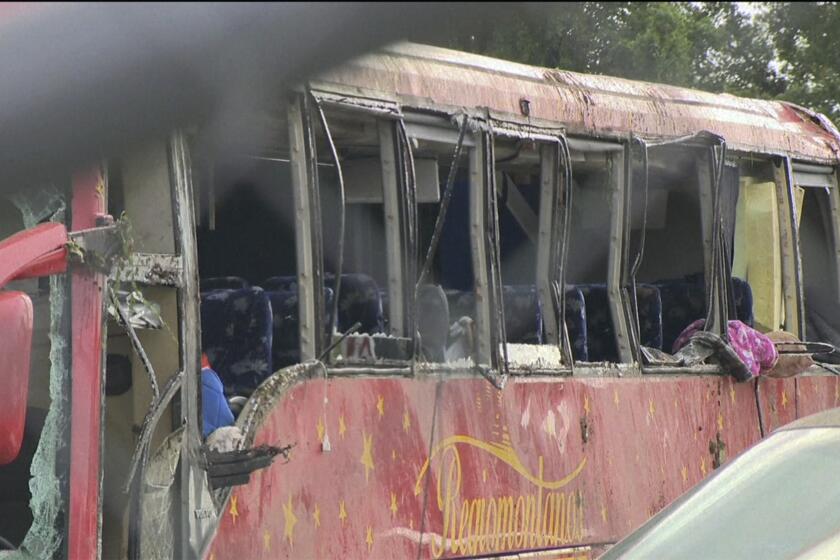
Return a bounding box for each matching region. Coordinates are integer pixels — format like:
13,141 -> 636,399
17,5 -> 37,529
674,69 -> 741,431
317,42 -> 840,164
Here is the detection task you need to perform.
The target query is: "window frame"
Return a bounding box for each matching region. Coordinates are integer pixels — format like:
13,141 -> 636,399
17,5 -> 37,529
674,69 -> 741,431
289,90 -> 418,365
626,134 -> 730,371
791,160 -> 840,342
773,156 -> 806,338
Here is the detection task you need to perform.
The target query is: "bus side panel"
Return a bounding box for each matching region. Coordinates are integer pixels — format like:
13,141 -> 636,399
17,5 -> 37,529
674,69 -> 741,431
204,373 -> 839,559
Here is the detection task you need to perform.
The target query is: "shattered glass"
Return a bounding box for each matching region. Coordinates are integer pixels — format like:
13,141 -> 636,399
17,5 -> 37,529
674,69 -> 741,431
1,187 -> 69,560
139,428 -> 182,560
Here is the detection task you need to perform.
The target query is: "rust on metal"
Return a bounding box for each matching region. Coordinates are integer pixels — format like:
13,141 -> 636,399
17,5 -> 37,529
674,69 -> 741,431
316,43 -> 840,163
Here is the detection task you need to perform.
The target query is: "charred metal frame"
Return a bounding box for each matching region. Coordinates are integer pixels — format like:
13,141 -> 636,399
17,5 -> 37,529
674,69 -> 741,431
827,169 -> 840,300
114,253 -> 184,287
619,141 -> 643,365
279,85 -> 840,381
169,131 -> 209,560
709,140 -> 731,337
395,119 -> 419,341
292,89 -> 417,361
469,133 -> 494,367
288,94 -> 325,361
537,145 -> 559,345
310,93 -> 347,342
486,132 -> 508,376
774,157 -> 806,338
622,138 -> 648,365
607,146 -> 635,363
378,122 -> 406,336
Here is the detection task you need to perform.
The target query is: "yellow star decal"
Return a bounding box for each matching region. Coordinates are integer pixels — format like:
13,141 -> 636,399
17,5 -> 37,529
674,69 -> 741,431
781,390 -> 788,409
376,395 -> 385,418
263,529 -> 271,551
283,495 -> 298,547
717,412 -> 724,431
729,384 -> 737,404
339,500 -> 348,523
700,457 -> 707,476
402,410 -> 411,433
390,492 -> 398,517
681,465 -> 688,482
360,431 -> 375,482
366,526 -> 374,552
648,399 -> 656,417
583,395 -> 590,414
229,495 -> 239,524
613,389 -> 620,406
312,504 -> 321,528
316,416 -> 325,443
339,415 -> 347,438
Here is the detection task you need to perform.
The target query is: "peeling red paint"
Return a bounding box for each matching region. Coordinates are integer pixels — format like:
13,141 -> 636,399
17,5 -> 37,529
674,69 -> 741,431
205,373 -> 840,559
68,167 -> 106,560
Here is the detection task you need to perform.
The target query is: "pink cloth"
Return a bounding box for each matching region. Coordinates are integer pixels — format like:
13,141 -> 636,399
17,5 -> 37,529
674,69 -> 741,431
673,319 -> 779,377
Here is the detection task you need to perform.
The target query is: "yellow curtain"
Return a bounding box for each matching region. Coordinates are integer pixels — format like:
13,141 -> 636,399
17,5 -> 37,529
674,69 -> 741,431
732,178 -> 783,332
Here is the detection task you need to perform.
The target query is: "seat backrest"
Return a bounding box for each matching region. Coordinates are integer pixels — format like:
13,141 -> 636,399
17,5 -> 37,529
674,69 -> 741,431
654,275 -> 753,353
576,285 -> 617,362
333,273 -> 384,334
267,288 -> 334,369
731,277 -> 754,326
564,287 -> 588,362
200,276 -> 250,291
502,285 -> 543,344
635,284 -> 663,350
200,287 -> 273,394
654,278 -> 706,353
262,275 -> 298,292
567,284 -> 661,362
267,273 -> 385,335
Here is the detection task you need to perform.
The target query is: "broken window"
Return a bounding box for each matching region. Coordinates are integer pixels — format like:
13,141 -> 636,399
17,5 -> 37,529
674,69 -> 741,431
101,144 -> 184,559
0,186 -> 69,559
196,152 -> 297,378
629,140 -> 730,359
565,139 -> 630,364
793,164 -> 840,346
311,105 -> 415,362
491,134 -> 569,369
410,114 -> 478,364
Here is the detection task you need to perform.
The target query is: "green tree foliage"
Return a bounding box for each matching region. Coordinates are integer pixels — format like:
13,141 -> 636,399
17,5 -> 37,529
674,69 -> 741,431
427,3 -> 782,98
420,2 -> 840,120
764,2 -> 840,120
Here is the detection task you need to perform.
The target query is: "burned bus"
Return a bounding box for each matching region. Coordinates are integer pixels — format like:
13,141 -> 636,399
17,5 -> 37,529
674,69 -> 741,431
2,43 -> 840,560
